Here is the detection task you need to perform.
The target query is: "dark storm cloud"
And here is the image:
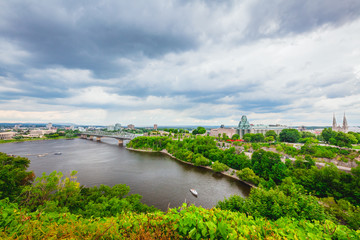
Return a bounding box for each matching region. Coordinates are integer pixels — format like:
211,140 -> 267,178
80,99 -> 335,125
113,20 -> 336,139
0,1 -> 197,77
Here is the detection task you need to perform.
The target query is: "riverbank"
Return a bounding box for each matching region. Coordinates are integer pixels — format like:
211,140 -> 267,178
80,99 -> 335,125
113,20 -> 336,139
126,147 -> 256,188
0,136 -> 78,144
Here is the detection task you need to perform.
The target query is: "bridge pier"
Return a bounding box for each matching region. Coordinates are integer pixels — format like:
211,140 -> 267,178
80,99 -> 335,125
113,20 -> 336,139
118,139 -> 123,146
96,137 -> 102,142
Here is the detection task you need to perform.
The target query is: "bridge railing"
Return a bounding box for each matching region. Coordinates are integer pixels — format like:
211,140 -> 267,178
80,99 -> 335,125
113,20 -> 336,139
80,131 -> 142,140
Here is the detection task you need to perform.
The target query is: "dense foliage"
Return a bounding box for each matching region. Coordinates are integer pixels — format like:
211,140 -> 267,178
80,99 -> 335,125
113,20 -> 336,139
128,136 -> 360,230
211,161 -> 229,172
19,170 -> 156,217
322,128 -> 358,147
129,136 -> 360,206
279,129 -> 301,143
0,150 -> 359,238
191,126 -> 206,135
2,199 -> 358,239
0,153 -> 34,201
218,178 -> 327,221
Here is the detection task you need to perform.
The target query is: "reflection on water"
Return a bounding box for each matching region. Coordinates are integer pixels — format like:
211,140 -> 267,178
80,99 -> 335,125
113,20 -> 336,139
0,138 -> 250,210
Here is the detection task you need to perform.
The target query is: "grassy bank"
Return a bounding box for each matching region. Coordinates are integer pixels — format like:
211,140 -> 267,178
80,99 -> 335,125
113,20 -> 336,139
0,136 -> 78,144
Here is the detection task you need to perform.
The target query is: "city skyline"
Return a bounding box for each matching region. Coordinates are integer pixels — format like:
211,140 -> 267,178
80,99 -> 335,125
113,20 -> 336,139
1,1 -> 360,126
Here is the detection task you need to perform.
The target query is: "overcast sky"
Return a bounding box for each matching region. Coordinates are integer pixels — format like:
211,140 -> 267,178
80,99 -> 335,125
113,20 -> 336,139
1,0 -> 360,126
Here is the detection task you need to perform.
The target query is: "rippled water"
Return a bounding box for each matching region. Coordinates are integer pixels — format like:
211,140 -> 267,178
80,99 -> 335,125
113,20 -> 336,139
0,138 -> 250,210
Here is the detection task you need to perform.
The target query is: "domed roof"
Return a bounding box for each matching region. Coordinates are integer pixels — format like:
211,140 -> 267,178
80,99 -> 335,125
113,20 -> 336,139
238,115 -> 251,129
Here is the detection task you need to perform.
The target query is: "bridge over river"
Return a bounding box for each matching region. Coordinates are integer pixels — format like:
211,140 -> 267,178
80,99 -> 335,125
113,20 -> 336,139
79,131 -> 142,146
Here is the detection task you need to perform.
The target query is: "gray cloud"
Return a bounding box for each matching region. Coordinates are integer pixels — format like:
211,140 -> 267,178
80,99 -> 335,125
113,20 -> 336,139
0,0 -> 359,125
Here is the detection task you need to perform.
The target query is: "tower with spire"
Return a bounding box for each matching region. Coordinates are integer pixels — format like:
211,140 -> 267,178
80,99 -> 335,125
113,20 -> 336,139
342,113 -> 348,132
332,113 -> 348,133
332,113 -> 337,130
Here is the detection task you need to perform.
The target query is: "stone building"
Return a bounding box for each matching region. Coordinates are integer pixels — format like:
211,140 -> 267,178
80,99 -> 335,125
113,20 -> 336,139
209,127 -> 237,138
332,113 -> 348,133
0,132 -> 16,140
236,115 -> 286,139
210,115 -> 286,139
127,124 -> 135,130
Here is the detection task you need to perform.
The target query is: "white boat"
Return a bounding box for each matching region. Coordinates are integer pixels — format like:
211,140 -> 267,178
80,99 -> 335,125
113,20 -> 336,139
54,152 -> 62,155
190,189 -> 198,197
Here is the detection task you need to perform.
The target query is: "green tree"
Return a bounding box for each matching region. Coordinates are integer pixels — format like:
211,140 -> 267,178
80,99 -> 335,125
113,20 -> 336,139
222,133 -> 229,141
236,168 -> 260,185
335,132 -> 357,147
211,161 -> 229,172
0,153 -> 34,201
251,133 -> 265,142
265,136 -> 275,142
192,126 -> 206,135
217,178 -> 327,221
231,134 -> 240,140
321,128 -> 336,143
194,155 -> 211,166
279,129 -> 301,143
251,149 -> 287,183
265,130 -> 277,139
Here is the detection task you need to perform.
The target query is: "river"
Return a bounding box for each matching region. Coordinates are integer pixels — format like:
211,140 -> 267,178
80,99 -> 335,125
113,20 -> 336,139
0,138 -> 250,211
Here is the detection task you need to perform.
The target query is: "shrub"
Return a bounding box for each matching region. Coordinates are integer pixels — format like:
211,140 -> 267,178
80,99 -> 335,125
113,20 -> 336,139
211,161 -> 229,172
236,168 -> 260,185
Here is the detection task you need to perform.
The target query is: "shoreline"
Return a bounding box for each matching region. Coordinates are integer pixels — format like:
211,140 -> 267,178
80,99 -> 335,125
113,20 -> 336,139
126,147 -> 256,188
0,137 -> 78,144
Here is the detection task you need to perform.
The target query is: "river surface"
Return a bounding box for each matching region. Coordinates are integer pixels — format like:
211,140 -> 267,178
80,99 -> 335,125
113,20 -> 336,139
0,138 -> 250,210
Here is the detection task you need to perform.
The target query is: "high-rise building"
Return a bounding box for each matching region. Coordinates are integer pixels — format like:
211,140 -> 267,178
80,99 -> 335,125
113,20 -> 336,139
46,123 -> 53,129
154,124 -> 158,130
127,124 -> 135,130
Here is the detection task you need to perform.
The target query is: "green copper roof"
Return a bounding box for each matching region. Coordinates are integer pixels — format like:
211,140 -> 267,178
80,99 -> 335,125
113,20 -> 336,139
238,115 -> 250,129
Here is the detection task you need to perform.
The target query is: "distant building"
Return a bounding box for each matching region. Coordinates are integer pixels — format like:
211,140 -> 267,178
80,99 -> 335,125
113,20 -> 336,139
127,124 -> 135,130
332,113 -> 348,133
107,125 -> 115,131
28,129 -> 56,138
154,124 -> 158,130
209,127 -> 237,138
46,123 -> 53,129
237,115 -> 286,139
298,126 -> 306,132
114,123 -> 122,131
0,132 -> 16,140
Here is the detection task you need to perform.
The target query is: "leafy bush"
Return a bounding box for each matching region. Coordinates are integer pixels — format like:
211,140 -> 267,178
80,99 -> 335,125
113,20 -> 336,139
194,155 -> 211,166
211,161 -> 229,172
322,197 -> 360,230
19,171 -> 157,216
1,199 -> 358,239
0,153 -> 34,201
218,178 -> 328,221
236,168 -> 260,185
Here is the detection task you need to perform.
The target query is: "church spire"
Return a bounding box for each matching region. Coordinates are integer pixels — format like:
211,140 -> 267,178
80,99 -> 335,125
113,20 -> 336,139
332,113 -> 337,130
343,112 -> 348,132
